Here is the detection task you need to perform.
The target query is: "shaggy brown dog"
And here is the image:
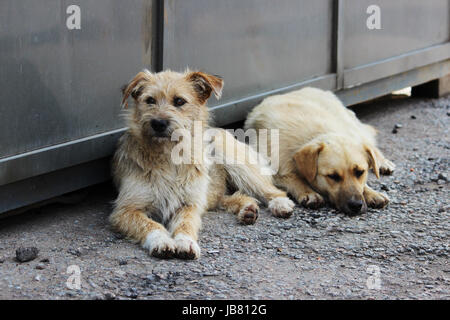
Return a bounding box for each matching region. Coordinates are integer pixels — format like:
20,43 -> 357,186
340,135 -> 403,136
245,87 -> 395,215
110,69 -> 294,259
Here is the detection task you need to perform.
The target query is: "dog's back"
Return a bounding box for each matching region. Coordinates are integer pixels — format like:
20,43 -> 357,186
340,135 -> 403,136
246,87 -> 343,131
245,87 -> 376,148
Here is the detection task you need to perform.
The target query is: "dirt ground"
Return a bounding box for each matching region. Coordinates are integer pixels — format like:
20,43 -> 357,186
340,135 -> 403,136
0,92 -> 449,300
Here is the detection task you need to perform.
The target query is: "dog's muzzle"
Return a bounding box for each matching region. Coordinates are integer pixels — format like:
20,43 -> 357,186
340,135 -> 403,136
151,119 -> 169,132
342,198 -> 367,215
146,119 -> 171,138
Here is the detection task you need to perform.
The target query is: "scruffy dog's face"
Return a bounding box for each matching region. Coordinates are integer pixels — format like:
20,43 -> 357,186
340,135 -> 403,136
121,70 -> 223,141
294,135 -> 380,215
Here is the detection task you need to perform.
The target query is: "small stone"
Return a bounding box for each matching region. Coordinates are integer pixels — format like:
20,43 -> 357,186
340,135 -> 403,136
114,233 -> 125,240
126,291 -> 138,299
67,248 -> 84,257
104,292 -> 116,300
392,128 -> 398,134
394,123 -> 403,129
411,115 -> 416,119
40,258 -> 50,263
0,258 -> 5,263
35,264 -> 45,270
438,173 -> 447,181
118,258 -> 128,266
16,247 -> 39,262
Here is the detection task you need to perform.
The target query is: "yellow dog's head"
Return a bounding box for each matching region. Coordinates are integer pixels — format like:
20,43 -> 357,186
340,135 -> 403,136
294,134 -> 380,215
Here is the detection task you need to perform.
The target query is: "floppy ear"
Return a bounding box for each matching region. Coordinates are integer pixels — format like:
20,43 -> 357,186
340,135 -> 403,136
293,142 -> 325,184
187,71 -> 224,103
121,70 -> 151,108
365,145 -> 380,179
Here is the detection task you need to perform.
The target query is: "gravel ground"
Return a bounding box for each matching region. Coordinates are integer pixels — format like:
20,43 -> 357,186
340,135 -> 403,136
0,93 -> 449,300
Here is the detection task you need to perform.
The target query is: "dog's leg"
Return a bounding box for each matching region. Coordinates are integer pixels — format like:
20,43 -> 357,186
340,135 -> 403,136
250,181 -> 295,219
373,147 -> 395,175
265,190 -> 296,218
216,129 -> 294,218
363,185 -> 389,208
169,205 -> 202,260
226,165 -> 294,218
220,192 -> 260,225
109,205 -> 175,258
276,173 -> 325,209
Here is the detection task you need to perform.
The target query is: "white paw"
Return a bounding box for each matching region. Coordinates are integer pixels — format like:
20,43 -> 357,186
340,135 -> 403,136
174,234 -> 201,260
143,229 -> 176,259
268,197 -> 295,218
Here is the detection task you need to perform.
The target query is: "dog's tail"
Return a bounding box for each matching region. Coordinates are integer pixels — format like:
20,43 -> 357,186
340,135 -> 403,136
213,129 -> 286,204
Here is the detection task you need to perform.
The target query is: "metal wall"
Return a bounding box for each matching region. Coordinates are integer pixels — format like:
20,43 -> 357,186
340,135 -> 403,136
0,0 -> 150,198
163,1 -> 335,110
1,0 -> 449,213
162,0 -> 450,124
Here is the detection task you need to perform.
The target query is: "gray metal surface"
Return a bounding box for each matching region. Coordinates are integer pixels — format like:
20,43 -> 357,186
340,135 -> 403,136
0,158 -> 111,214
1,0 -> 449,213
343,0 -> 450,69
0,0 -> 148,157
163,0 -> 335,106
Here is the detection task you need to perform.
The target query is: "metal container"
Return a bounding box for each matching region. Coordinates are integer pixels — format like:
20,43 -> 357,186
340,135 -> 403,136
1,0 -> 449,213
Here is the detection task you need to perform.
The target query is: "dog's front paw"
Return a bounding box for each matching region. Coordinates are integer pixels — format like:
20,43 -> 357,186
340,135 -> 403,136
174,234 -> 201,260
379,159 -> 395,175
297,192 -> 325,209
238,203 -> 259,225
365,191 -> 389,209
143,229 -> 176,259
268,197 -> 295,218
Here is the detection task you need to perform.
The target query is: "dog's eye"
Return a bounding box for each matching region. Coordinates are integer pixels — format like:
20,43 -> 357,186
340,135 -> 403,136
355,169 -> 365,178
327,173 -> 341,182
146,96 -> 156,105
173,97 -> 186,107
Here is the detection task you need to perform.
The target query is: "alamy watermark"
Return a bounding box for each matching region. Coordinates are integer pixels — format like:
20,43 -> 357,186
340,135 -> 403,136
169,121 -> 279,176
66,265 -> 81,290
366,265 -> 381,290
366,5 -> 381,30
66,5 -> 81,30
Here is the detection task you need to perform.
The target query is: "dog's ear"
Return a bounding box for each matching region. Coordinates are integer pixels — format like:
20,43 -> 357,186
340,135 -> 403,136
365,145 -> 380,179
121,70 -> 151,108
293,142 -> 325,184
187,71 -> 224,103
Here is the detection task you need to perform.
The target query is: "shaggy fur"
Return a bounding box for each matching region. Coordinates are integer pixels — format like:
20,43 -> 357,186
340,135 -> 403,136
110,69 -> 294,259
244,87 -> 395,215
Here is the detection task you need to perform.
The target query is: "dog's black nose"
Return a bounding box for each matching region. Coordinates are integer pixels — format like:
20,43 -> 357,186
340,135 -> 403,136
151,119 -> 169,133
347,199 -> 363,213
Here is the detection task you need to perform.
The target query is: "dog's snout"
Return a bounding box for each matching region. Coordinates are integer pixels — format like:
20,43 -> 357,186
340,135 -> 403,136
151,119 -> 169,133
347,199 -> 363,213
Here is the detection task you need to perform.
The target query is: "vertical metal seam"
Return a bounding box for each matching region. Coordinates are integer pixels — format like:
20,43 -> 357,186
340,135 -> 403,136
335,0 -> 345,90
152,0 -> 164,72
